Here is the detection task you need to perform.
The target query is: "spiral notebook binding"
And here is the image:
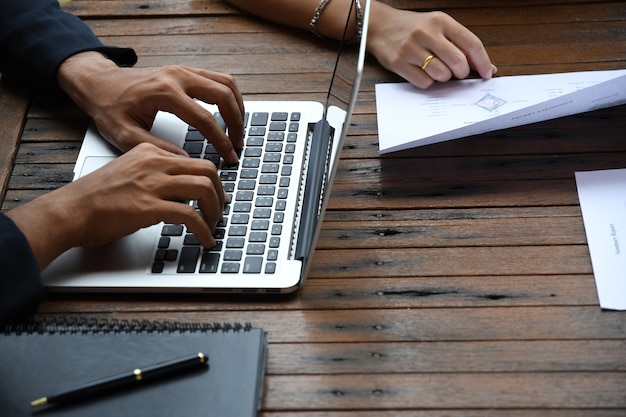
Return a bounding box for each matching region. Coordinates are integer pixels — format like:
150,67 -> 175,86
1,317 -> 252,335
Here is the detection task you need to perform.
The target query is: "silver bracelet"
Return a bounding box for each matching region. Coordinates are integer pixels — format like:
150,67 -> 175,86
310,0 -> 332,38
347,0 -> 363,44
310,0 -> 363,43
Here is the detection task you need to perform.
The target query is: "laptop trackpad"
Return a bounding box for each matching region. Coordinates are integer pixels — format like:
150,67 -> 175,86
42,225 -> 158,286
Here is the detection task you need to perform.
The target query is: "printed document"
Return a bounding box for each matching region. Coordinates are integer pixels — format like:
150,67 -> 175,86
575,168 -> 626,310
376,69 -> 626,154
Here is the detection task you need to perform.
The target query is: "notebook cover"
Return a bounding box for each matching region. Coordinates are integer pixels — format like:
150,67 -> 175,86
0,319 -> 267,417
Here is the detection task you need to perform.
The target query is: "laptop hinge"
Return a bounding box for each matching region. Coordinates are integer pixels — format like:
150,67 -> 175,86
294,119 -> 333,261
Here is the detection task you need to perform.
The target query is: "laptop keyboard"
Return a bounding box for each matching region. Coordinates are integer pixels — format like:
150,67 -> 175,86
151,111 -> 302,275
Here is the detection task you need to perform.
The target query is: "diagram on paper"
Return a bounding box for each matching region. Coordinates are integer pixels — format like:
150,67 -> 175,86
475,93 -> 508,112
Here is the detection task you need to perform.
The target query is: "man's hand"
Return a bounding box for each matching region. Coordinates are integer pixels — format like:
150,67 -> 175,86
57,52 -> 245,164
7,143 -> 225,270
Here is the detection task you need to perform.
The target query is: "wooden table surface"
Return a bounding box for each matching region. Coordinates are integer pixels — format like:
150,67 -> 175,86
1,0 -> 625,415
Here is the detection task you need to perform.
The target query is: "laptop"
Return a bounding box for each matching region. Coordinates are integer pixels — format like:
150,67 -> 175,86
42,0 -> 370,294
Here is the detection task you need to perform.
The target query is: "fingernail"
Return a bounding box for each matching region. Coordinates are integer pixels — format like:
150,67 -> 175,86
229,149 -> 239,163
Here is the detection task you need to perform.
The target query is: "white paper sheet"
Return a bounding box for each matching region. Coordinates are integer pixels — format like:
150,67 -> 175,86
376,69 -> 626,154
575,168 -> 626,310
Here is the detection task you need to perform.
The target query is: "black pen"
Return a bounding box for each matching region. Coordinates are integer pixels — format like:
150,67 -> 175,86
31,352 -> 208,408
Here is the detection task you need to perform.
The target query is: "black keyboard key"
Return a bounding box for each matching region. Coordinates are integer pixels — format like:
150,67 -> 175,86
244,148 -> 262,157
185,130 -> 205,141
183,234 -> 200,245
242,158 -> 260,168
204,154 -> 220,165
177,247 -> 200,273
183,142 -> 204,155
221,172 -> 237,181
231,214 -> 250,224
224,250 -> 243,261
226,238 -> 245,248
255,197 -> 274,207
269,237 -> 280,248
248,126 -> 266,136
233,202 -> 252,212
228,226 -> 247,236
265,143 -> 283,152
221,263 -> 240,273
162,225 -> 184,236
253,208 -> 271,218
199,252 -> 220,273
263,153 -> 281,163
251,220 -> 269,230
238,180 -> 256,190
272,112 -> 289,121
260,174 -> 277,184
152,261 -> 165,273
246,244 -> 265,255
221,160 -> 239,170
250,112 -> 269,126
249,232 -> 267,242
246,136 -> 264,146
258,186 -> 276,196
261,163 -> 279,173
269,121 -> 287,131
243,257 -> 263,273
267,132 -> 284,141
275,200 -> 287,211
240,169 -> 258,179
235,191 -> 254,201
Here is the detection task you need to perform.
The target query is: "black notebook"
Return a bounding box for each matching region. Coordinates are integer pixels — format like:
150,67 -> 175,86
0,318 -> 267,417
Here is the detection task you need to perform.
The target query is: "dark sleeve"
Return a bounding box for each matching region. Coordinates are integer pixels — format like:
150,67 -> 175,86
0,214 -> 46,325
0,0 -> 137,91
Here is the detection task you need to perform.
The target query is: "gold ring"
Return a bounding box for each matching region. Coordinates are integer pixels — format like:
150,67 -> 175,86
421,54 -> 435,71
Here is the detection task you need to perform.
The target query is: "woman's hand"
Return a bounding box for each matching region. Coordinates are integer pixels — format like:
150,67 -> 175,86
367,3 -> 497,89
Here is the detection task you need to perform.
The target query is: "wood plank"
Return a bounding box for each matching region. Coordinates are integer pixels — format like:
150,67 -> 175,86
33,307 -> 625,342
260,412 -> 626,417
307,246 -> 592,277
262,373 -> 626,410
0,80 -> 29,202
61,0 -> 626,18
266,340 -> 626,374
316,217 -> 587,248
36,273 -> 600,312
77,3 -> 626,38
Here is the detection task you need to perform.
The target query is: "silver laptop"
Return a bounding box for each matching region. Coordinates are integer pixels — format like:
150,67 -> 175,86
42,0 -> 370,294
